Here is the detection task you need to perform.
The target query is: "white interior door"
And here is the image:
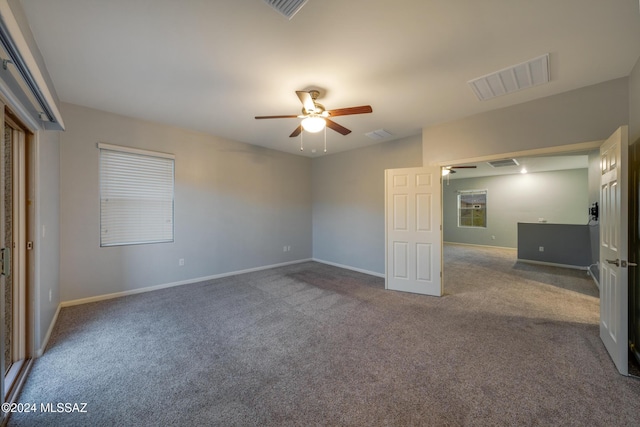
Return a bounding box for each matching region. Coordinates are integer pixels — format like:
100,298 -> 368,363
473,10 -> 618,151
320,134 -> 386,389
385,166 -> 442,296
600,125 -> 629,376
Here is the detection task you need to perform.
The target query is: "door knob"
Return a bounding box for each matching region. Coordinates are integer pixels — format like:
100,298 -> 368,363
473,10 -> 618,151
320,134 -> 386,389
605,258 -> 620,267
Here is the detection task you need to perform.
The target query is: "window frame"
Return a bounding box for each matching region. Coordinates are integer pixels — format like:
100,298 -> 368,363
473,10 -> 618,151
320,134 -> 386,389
98,142 -> 175,247
457,189 -> 487,229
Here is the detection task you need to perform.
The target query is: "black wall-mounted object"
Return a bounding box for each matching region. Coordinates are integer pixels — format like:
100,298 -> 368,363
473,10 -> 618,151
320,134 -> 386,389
589,202 -> 599,221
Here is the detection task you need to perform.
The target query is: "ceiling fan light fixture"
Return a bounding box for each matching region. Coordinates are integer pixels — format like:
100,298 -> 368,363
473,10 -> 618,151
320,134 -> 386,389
301,116 -> 326,133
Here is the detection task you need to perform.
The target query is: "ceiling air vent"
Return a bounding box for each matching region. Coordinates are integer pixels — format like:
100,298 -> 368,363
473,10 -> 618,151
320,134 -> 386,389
263,0 -> 310,19
487,159 -> 519,168
468,54 -> 550,101
365,129 -> 393,140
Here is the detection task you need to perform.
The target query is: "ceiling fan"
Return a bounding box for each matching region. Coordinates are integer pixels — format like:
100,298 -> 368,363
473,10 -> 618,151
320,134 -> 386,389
255,90 -> 373,137
442,165 -> 477,175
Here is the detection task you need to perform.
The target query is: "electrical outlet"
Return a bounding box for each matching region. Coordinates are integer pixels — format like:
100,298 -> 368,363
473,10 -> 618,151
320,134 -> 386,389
179,258 -> 185,266
539,246 -> 544,252
491,235 -> 496,240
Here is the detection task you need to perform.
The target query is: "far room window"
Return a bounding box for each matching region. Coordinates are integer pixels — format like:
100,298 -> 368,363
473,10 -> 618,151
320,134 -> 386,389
98,143 -> 175,247
458,190 -> 487,228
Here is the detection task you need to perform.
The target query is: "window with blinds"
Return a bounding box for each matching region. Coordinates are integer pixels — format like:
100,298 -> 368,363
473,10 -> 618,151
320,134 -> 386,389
98,143 -> 175,247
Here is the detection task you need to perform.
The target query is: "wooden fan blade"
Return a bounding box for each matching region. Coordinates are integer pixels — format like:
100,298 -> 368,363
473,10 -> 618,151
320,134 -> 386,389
255,115 -> 298,119
450,165 -> 477,169
296,91 -> 315,113
326,119 -> 351,135
327,105 -> 372,117
289,125 -> 302,138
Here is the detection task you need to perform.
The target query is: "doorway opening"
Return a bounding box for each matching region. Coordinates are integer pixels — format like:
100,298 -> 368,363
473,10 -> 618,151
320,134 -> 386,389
441,150 -> 599,279
437,135 -> 639,376
437,140 -> 602,291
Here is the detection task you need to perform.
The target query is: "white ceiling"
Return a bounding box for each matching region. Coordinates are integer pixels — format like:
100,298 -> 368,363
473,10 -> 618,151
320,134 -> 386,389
19,0 -> 640,157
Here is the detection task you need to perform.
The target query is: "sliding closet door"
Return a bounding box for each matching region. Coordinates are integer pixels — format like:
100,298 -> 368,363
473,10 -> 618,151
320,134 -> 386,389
0,106 -> 7,400
0,109 -> 30,402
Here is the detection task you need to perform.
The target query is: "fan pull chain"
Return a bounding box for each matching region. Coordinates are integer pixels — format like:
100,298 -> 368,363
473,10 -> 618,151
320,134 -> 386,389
300,129 -> 304,151
324,127 -> 327,153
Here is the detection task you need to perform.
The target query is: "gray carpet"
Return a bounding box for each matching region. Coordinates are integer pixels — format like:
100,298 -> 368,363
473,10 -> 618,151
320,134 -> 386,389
8,244 -> 640,426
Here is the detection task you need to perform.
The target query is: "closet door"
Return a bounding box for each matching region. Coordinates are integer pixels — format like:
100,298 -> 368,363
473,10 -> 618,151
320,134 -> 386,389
1,110 -> 29,401
0,106 -> 8,400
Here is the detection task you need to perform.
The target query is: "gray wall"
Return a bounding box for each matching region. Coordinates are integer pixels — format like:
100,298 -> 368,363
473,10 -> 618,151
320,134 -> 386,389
423,78 -> 628,165
59,103 -> 312,302
443,169 -> 588,248
311,135 -> 422,275
7,0 -> 60,107
517,223 -> 591,267
34,129 -> 60,352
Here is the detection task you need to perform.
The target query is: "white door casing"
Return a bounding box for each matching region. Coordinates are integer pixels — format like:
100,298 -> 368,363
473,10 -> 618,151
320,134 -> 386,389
600,125 -> 629,376
385,166 -> 442,296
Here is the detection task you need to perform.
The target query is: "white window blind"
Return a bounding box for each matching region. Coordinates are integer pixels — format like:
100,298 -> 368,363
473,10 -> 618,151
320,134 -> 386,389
98,143 -> 175,247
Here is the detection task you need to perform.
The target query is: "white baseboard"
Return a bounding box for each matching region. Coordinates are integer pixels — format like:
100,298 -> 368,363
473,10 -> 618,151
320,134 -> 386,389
516,258 -> 589,271
312,258 -> 385,278
587,265 -> 600,291
60,258 -> 313,308
444,241 -> 516,251
37,303 -> 61,357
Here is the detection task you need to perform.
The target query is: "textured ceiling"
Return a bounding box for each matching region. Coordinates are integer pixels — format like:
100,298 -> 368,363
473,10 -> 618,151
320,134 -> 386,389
19,0 -> 640,157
